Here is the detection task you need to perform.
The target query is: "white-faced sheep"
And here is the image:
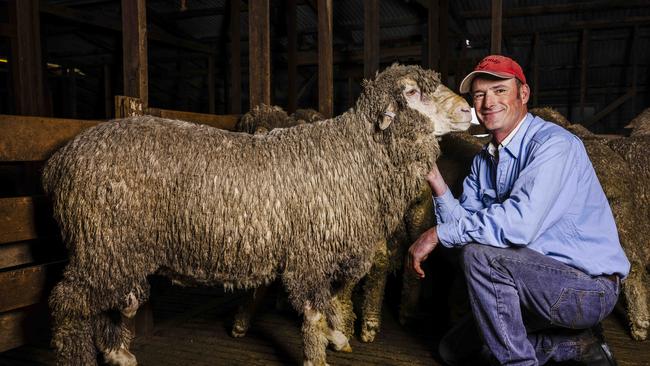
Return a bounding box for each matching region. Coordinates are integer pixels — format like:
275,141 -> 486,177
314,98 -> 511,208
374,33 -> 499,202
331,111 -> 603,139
43,64 -> 472,366
531,107 -> 650,341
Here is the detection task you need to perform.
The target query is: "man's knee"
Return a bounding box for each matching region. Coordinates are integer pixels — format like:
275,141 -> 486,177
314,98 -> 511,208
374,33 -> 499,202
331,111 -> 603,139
460,243 -> 491,269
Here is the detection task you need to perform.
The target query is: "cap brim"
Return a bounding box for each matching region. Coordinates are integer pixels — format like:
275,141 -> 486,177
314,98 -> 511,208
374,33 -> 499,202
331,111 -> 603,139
459,70 -> 516,94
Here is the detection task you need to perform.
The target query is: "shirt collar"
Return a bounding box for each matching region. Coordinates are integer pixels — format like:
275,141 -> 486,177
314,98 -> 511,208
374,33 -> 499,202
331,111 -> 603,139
486,113 -> 532,158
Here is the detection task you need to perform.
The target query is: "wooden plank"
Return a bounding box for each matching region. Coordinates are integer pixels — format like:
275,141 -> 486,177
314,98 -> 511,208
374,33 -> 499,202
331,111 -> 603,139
583,88 -> 636,127
364,0 -> 380,79
297,44 -> 424,66
0,239 -> 66,270
0,115 -> 99,161
0,197 -> 42,245
122,0 -> 149,108
287,0 -> 298,113
146,108 -> 240,130
318,0 -> 333,118
230,0 -> 242,114
532,33 -> 539,107
0,262 -> 65,313
9,0 -> 47,116
104,64 -> 113,119
248,0 -> 271,109
0,23 -> 16,38
426,0 -> 439,70
208,56 -> 216,114
0,304 -> 49,353
491,0 -> 502,55
439,0 -> 449,83
115,96 -> 144,118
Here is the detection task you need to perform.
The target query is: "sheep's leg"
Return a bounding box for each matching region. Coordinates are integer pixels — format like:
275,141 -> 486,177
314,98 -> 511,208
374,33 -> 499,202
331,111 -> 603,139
398,269 -> 421,325
231,284 -> 271,338
49,278 -> 99,366
360,240 -> 389,343
622,263 -> 650,341
302,302 -> 329,366
98,284 -> 149,366
331,281 -> 356,340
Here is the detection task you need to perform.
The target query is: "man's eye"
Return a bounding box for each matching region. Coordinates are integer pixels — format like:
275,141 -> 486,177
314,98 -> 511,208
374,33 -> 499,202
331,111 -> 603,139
473,94 -> 484,99
496,89 -> 506,94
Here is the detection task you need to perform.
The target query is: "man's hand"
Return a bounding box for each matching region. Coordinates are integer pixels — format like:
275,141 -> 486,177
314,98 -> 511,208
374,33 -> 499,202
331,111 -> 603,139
408,226 -> 439,279
426,164 -> 448,197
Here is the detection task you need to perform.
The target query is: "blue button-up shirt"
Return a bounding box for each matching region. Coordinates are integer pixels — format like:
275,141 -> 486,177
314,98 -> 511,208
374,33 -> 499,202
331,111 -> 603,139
436,113 -> 630,277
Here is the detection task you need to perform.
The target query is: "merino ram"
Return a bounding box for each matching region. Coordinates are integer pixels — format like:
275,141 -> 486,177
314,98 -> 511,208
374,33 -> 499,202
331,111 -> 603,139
43,64 -> 472,366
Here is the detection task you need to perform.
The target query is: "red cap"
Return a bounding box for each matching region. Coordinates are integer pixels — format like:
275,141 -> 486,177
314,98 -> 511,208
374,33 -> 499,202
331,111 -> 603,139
459,55 -> 527,94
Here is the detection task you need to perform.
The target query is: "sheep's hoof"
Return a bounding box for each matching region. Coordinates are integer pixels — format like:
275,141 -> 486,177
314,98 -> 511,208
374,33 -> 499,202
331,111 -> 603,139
360,320 -> 379,343
231,323 -> 249,338
327,329 -> 352,352
104,347 -> 137,366
631,325 -> 648,341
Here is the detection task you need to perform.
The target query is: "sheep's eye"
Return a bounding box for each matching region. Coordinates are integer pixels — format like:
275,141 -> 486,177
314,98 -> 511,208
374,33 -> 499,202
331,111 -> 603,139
405,89 -> 419,97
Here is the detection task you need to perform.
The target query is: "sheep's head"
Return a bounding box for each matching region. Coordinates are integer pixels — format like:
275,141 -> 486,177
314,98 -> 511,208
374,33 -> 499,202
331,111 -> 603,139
357,64 -> 472,138
236,104 -> 294,134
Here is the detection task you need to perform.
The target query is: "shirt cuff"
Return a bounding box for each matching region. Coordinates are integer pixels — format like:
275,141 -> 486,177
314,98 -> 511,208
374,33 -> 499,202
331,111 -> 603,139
437,222 -> 463,248
434,187 -> 456,222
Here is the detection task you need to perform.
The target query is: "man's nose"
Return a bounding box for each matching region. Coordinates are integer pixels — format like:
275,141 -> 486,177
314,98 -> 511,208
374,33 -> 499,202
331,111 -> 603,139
483,92 -> 496,108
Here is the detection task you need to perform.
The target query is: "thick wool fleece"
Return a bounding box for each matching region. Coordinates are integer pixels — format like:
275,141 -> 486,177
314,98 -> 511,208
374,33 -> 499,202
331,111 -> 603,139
43,64 -> 444,364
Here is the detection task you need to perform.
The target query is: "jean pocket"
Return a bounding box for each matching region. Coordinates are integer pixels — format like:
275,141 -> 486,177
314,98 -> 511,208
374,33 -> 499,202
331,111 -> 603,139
550,287 -> 605,329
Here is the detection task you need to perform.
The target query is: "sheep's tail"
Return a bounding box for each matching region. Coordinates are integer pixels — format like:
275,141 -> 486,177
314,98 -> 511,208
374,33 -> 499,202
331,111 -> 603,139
49,275 -> 98,366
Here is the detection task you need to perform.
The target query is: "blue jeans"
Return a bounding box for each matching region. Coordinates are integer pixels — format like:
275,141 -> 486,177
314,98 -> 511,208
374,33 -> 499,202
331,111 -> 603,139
443,244 -> 619,366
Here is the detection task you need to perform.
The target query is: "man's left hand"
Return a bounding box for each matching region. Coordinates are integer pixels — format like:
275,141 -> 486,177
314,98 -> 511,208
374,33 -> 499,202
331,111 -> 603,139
408,227 -> 439,279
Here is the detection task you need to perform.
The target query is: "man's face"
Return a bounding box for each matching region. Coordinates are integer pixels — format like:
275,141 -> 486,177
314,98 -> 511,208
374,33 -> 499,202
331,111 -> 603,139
471,77 -> 530,140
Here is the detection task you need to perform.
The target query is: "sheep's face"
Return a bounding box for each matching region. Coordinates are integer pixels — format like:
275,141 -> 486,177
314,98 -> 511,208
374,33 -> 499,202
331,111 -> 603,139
398,78 -> 472,136
360,64 -> 471,138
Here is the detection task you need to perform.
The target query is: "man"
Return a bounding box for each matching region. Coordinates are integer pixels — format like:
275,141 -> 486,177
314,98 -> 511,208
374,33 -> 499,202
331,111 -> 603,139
408,55 -> 629,366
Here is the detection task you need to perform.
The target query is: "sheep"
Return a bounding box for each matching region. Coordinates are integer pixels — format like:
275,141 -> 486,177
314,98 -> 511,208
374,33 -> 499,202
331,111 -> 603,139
42,63 -> 472,366
626,107 -> 650,137
229,101 -> 474,344
531,107 -> 650,341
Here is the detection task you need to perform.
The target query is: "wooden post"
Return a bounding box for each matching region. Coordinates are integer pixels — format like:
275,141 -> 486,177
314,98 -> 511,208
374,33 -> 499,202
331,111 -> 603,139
230,0 -> 241,114
287,0 -> 298,113
248,0 -> 271,108
580,28 -> 589,120
208,56 -> 216,114
318,0 -> 333,117
491,0 -> 502,55
364,0 -> 379,80
115,96 -> 144,118
104,64 -> 113,119
427,0 -> 440,70
121,0 -> 148,108
532,32 -> 539,107
630,25 -> 639,90
439,0 -> 449,83
8,0 -> 47,116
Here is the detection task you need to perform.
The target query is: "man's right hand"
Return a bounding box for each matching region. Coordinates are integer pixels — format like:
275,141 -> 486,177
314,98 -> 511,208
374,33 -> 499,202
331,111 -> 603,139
426,164 -> 448,197
408,227 -> 439,279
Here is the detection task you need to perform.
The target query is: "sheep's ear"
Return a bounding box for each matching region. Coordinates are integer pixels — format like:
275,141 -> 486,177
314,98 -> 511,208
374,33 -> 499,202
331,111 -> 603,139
379,103 -> 396,130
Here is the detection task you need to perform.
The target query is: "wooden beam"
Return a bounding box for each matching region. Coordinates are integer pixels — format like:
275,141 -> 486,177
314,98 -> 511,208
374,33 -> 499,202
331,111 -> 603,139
9,0 -> 47,116
630,26 -> 640,90
364,0 -> 380,79
0,239 -> 65,269
122,0 -> 148,108
146,108 -> 240,130
426,0 -> 439,70
229,0 -> 242,114
297,44 -> 423,65
491,0 -> 502,55
248,0 -> 271,109
582,88 -> 636,127
439,0 -> 449,82
0,304 -> 49,353
461,0 -> 650,19
287,0 -> 298,113
0,115 -> 99,161
318,0 -> 334,117
114,96 -> 144,118
580,29 -> 589,119
104,64 -> 113,119
0,23 -> 16,38
0,197 -> 40,245
208,56 -> 216,114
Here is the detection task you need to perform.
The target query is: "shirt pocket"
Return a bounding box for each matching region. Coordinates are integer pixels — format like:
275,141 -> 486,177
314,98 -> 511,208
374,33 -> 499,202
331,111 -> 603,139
480,188 -> 498,206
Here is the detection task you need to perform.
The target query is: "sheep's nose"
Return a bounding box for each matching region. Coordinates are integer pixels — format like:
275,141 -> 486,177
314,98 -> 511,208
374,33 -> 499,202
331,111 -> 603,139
460,107 -> 471,113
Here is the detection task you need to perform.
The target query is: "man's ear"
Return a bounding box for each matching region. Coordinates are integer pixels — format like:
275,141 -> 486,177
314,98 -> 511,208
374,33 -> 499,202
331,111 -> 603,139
379,103 -> 396,130
520,83 -> 531,104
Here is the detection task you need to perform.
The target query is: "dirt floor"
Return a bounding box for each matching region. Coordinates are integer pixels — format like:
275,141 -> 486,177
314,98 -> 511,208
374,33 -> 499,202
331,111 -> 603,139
0,280 -> 648,366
